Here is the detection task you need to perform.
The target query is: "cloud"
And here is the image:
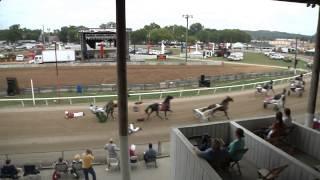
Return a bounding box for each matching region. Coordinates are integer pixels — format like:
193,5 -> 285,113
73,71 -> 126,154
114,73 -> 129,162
0,0 -> 318,35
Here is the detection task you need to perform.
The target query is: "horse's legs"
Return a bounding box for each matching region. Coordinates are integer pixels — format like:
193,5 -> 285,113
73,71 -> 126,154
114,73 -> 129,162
164,111 -> 168,120
146,111 -> 151,120
224,110 -> 230,120
156,110 -> 163,120
110,112 -> 115,120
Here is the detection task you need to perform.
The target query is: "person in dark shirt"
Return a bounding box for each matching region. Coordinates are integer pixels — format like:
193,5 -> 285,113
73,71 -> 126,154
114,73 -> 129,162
144,143 -> 157,163
1,159 -> 19,179
198,134 -> 211,151
194,138 -> 229,168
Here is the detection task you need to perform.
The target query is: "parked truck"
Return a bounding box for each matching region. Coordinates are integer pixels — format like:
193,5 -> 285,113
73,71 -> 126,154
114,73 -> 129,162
32,50 -> 75,64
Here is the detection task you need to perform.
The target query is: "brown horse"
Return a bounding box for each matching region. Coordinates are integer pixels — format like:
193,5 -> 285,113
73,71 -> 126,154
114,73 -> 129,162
104,100 -> 117,120
201,96 -> 234,119
145,96 -> 174,120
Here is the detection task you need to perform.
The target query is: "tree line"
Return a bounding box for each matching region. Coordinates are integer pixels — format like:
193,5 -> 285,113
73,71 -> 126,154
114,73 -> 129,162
131,22 -> 252,45
0,22 -> 252,44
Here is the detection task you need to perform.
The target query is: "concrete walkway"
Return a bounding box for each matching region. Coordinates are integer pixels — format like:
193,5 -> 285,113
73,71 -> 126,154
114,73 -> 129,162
34,157 -> 171,180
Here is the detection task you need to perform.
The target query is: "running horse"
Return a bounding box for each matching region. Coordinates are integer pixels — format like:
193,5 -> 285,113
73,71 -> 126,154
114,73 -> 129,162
145,96 -> 174,120
104,100 -> 118,120
201,96 -> 234,120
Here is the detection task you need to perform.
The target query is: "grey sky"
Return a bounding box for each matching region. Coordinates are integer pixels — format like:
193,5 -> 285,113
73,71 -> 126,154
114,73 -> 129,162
0,0 -> 318,35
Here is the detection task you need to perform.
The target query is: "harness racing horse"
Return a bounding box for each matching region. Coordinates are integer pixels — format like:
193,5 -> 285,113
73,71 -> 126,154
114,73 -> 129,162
104,100 -> 118,120
145,96 -> 174,120
201,96 -> 234,120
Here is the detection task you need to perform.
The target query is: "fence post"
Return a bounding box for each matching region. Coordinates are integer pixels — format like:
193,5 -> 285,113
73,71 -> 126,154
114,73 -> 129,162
69,99 -> 72,105
179,91 -> 182,97
93,98 -> 96,104
241,85 -> 245,91
21,100 -> 24,107
157,141 -> 162,155
160,93 -> 163,99
213,88 -> 217,94
197,90 -> 200,95
228,87 -> 231,92
45,100 -> 48,106
139,95 -> 142,102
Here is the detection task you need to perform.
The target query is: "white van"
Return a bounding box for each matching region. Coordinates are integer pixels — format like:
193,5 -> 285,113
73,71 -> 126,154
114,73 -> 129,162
15,55 -> 24,61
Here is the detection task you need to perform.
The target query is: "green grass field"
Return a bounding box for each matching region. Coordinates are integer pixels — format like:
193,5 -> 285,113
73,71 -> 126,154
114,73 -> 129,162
209,52 -> 308,69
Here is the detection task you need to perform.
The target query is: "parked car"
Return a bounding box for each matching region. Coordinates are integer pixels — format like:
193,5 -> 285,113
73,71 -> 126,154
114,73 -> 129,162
270,54 -> 284,60
227,54 -> 243,61
15,54 -> 24,61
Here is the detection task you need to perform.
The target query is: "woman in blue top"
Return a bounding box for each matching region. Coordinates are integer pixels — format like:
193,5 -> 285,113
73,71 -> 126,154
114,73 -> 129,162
228,128 -> 245,161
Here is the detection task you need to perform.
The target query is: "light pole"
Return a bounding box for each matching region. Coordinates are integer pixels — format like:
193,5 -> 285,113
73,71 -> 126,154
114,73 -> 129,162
182,14 -> 193,63
54,41 -> 60,102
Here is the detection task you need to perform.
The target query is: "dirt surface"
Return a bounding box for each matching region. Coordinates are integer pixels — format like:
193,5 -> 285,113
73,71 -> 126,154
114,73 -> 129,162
0,64 -> 274,88
0,82 -> 318,154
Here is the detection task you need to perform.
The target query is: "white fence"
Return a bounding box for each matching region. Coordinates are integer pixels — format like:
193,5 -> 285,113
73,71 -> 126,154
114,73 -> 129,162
0,72 -> 311,107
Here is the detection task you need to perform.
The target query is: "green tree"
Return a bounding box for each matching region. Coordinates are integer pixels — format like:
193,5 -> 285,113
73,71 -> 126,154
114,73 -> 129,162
143,22 -> 160,31
7,24 -> 22,43
149,28 -> 173,44
131,29 -> 148,44
164,25 -> 186,42
189,23 -> 203,35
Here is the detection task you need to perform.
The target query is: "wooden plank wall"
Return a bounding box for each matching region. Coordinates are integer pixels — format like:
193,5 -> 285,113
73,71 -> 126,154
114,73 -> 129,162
171,128 -> 223,180
288,122 -> 320,160
231,122 -> 320,180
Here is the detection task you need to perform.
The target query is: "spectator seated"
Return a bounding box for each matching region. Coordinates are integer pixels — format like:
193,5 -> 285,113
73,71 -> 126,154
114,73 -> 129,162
188,134 -> 211,151
144,143 -> 158,168
145,156 -> 157,168
54,157 -> 69,175
23,164 -> 40,176
229,148 -> 249,175
70,155 -> 83,179
0,162 -> 19,179
130,155 -> 139,169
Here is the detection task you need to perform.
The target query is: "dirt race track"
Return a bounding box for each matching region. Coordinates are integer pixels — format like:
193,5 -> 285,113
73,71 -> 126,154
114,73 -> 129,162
0,82 -> 319,154
0,64 -> 275,88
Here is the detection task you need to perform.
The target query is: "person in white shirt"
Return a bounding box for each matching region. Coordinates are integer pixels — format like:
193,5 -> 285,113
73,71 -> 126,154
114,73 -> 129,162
283,108 -> 293,128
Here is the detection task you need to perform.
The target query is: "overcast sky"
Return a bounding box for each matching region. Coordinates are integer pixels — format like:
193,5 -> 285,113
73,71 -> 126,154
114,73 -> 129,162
0,0 -> 318,35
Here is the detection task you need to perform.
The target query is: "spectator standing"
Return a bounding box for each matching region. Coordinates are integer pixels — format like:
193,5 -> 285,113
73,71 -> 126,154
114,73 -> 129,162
104,138 -> 120,171
82,149 -> 96,180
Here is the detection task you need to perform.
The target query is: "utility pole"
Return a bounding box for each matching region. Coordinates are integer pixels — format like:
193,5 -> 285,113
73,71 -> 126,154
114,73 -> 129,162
306,6 -> 320,127
42,25 -> 45,45
182,14 -> 193,63
294,37 -> 298,74
116,0 -> 131,180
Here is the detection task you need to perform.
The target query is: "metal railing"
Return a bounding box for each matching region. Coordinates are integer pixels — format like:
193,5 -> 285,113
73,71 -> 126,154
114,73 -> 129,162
0,140 -> 169,168
0,72 -> 311,107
